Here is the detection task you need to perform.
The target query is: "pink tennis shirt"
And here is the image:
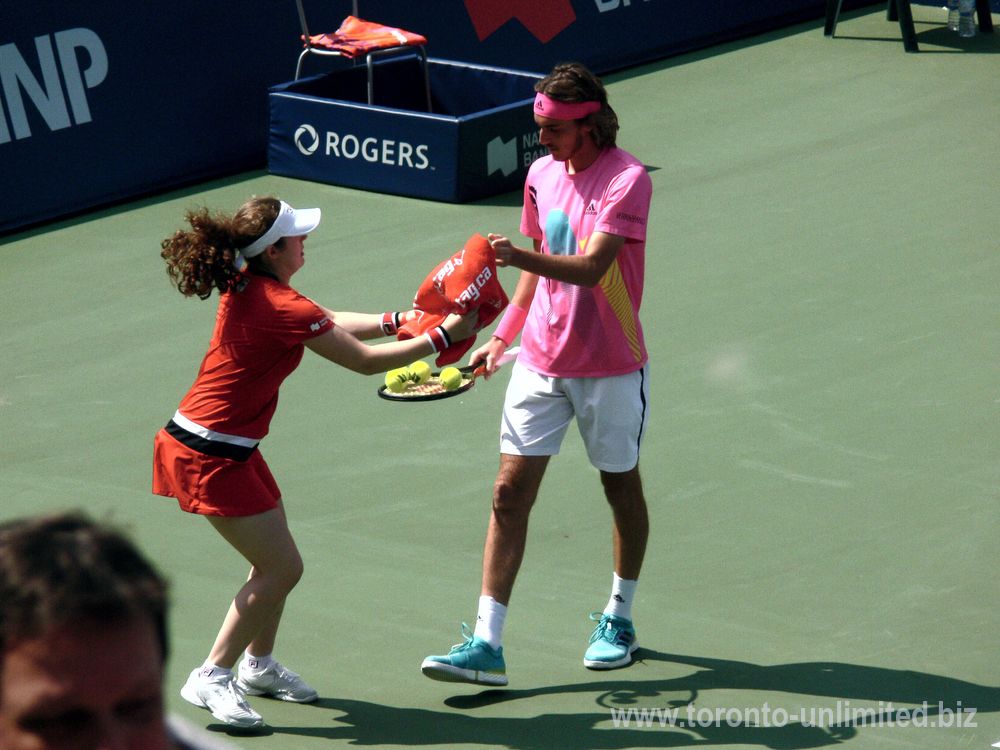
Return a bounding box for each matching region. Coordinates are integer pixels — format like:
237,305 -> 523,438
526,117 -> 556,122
518,146 -> 652,377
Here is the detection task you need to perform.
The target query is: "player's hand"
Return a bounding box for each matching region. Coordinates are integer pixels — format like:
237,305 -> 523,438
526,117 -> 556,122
469,337 -> 507,378
441,308 -> 479,342
488,233 -> 517,267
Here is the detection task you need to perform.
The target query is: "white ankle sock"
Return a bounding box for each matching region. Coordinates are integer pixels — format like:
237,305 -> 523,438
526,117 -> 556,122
472,595 -> 507,650
604,573 -> 638,621
243,653 -> 273,672
198,661 -> 231,681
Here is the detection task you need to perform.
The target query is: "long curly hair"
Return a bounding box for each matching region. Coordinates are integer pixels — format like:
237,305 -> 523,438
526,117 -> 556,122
535,62 -> 619,149
160,196 -> 281,298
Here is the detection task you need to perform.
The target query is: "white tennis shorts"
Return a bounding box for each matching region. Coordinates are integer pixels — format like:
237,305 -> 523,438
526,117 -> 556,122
500,362 -> 650,473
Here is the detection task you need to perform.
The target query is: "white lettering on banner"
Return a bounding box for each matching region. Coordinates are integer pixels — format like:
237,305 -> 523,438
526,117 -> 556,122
0,28 -> 108,144
323,129 -> 430,169
398,141 -> 414,167
520,131 -> 547,167
594,0 -> 650,12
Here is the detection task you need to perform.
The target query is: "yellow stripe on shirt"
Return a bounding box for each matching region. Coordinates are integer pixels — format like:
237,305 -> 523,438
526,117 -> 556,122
598,257 -> 642,362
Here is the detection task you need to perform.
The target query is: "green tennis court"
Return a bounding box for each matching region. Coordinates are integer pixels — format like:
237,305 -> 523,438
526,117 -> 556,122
2,7 -> 998,748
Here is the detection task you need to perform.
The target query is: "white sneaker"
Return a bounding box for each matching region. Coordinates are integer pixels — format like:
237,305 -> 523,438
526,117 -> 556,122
237,660 -> 318,703
180,668 -> 264,729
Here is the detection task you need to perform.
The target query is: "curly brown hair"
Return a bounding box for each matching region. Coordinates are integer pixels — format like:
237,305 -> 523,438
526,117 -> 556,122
535,62 -> 619,149
160,196 -> 281,298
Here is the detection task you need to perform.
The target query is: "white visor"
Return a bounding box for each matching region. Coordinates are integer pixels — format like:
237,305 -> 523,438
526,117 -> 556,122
238,201 -> 322,261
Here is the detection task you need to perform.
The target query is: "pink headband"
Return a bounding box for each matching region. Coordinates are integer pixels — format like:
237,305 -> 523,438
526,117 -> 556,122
533,92 -> 601,120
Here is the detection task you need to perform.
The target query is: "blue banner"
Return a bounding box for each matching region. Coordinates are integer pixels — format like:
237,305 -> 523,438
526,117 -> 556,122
268,59 -> 542,203
1,2 -> 297,235
344,0 -> 842,75
3,0 -> 891,233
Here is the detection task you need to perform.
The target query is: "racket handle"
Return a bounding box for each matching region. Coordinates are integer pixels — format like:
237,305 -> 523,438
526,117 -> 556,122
469,346 -> 519,378
496,346 -> 520,367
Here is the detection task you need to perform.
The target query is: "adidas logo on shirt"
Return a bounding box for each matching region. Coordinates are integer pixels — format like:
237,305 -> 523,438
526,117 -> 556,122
584,201 -> 598,216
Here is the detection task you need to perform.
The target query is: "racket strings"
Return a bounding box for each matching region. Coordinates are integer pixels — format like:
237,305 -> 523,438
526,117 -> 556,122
393,375 -> 471,398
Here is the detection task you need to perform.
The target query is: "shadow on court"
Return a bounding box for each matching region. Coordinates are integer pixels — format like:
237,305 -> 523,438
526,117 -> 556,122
446,650 -> 1000,713
215,651 -> 999,748
255,701 -> 852,748
832,26 -> 1000,53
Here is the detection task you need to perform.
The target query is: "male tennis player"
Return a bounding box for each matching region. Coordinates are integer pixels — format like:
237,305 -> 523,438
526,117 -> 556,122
421,62 -> 652,685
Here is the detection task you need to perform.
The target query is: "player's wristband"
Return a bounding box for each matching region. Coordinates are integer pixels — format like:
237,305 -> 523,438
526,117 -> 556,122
493,303 -> 528,346
425,326 -> 452,353
380,311 -> 403,336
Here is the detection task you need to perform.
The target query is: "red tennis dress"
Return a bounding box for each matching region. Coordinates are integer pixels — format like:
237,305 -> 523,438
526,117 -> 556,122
153,273 -> 332,516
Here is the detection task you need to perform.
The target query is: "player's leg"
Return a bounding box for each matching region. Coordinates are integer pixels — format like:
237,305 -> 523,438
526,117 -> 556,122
208,505 -> 318,703
421,364 -> 571,685
602,465 -> 649,582
181,505 -> 314,727
231,498 -> 290,661
420,453 -> 549,686
482,452 -> 550,605
583,466 -> 647,670
180,506 -> 301,727
204,505 -> 303,668
228,502 -> 318,703
571,365 -> 649,669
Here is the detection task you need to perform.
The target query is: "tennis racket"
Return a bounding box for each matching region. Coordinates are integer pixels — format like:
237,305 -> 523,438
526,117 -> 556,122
377,347 -> 519,403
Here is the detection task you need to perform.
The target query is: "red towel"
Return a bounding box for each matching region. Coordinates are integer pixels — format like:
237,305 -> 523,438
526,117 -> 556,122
398,233 -> 509,366
305,16 -> 427,59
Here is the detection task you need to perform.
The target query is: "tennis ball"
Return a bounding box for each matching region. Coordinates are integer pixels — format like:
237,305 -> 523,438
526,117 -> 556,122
409,360 -> 432,384
440,366 -> 463,391
384,368 -> 408,393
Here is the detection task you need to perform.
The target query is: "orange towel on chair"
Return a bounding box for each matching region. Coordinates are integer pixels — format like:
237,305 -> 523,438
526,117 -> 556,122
305,16 -> 427,59
398,233 -> 508,366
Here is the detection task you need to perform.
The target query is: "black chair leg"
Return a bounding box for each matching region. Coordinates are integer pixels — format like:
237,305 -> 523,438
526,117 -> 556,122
828,0 -> 926,51
894,0 -> 919,51
975,0 -> 994,31
825,0 -> 845,36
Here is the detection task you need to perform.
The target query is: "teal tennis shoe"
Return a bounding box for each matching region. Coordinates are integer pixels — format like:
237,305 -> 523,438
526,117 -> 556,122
584,612 -> 638,669
421,624 -> 508,686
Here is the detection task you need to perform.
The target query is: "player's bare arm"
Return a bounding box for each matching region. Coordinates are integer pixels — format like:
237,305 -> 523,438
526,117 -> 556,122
488,231 -> 625,288
317,308 -> 417,340
306,310 -> 478,374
